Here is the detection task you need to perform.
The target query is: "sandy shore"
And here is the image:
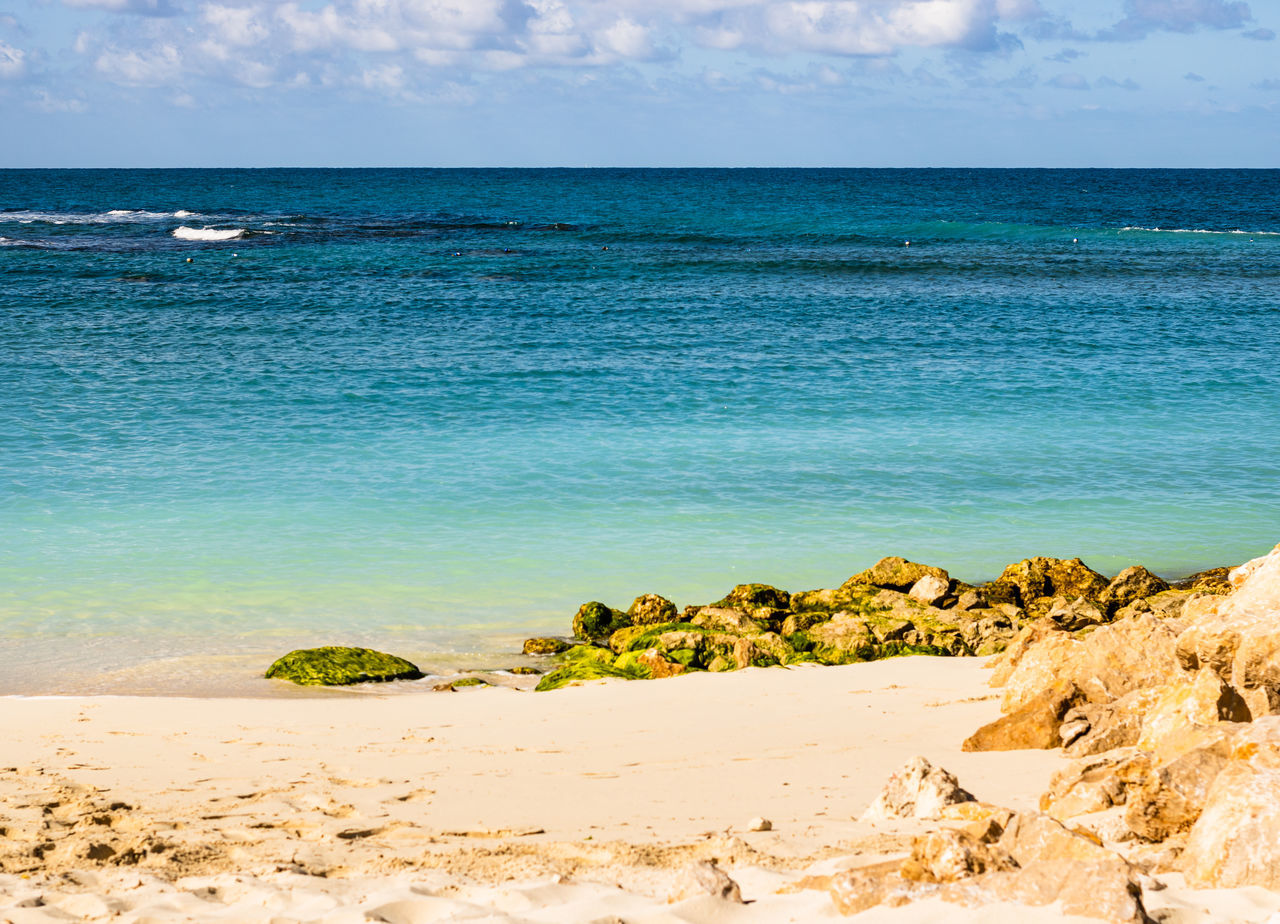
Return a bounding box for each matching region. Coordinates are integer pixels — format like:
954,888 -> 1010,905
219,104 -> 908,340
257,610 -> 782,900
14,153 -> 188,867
2,657 -> 1278,922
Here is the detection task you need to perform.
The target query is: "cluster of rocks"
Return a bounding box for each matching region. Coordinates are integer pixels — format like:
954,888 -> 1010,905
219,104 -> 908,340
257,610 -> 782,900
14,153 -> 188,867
524,555 -> 1229,692
814,543 -> 1280,920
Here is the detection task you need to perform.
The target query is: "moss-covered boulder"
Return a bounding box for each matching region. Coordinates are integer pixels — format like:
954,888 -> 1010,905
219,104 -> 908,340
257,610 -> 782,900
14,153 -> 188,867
712,583 -> 791,611
845,557 -> 950,592
790,582 -> 886,615
534,645 -> 647,691
687,606 -> 765,634
572,601 -> 630,640
265,647 -> 423,686
523,637 -> 572,655
628,593 -> 678,625
615,648 -> 688,679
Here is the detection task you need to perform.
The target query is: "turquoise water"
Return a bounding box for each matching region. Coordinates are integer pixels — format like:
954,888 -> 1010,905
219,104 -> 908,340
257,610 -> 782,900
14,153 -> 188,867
3,169 -> 1279,693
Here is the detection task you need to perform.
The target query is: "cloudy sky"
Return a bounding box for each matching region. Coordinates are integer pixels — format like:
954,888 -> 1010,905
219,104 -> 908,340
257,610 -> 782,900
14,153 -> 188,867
1,0 -> 1277,166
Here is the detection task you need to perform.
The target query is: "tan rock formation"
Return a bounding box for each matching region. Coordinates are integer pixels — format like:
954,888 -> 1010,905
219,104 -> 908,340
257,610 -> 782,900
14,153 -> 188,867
859,756 -> 975,821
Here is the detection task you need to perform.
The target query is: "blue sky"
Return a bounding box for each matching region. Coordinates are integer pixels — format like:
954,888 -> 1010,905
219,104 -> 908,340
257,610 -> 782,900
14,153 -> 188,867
1,0 -> 1277,166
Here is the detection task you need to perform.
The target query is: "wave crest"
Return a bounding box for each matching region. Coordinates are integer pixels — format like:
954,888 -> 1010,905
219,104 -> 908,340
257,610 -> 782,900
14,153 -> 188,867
172,226 -> 245,242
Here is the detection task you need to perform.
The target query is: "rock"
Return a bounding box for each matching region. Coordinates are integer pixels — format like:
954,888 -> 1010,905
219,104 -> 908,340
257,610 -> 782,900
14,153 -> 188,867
997,810 -> 1126,866
1115,588 -> 1195,621
1125,746 -> 1230,842
508,666 -> 542,675
900,828 -> 1016,883
908,574 -> 950,606
979,579 -> 1021,607
1175,544 -> 1280,716
521,637 -> 571,656
1062,688 -> 1165,757
790,582 -> 883,614
265,647 -> 424,686
986,620 -> 1063,688
572,601 -> 628,640
1181,761 -> 1280,889
1039,752 -> 1137,820
954,588 -> 988,611
844,557 -> 949,592
939,858 -> 1150,924
954,609 -> 1017,656
687,606 -> 763,635
615,647 -> 688,679
1171,566 -> 1232,595
963,680 -> 1084,751
669,860 -> 743,903
1135,668 -> 1251,754
747,817 -> 772,832
805,613 -> 876,663
628,593 -> 678,625
827,862 -> 914,916
998,614 -> 1181,713
712,583 -> 790,611
534,646 -> 644,691
995,557 -> 1109,607
1045,596 -> 1108,631
859,756 -> 975,821
1101,566 -> 1171,613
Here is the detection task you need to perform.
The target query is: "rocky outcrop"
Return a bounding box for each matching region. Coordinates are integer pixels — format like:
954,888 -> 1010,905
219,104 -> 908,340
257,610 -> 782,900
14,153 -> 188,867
1101,566 -> 1171,613
572,601 -> 629,640
995,557 -> 1109,607
627,593 -> 678,625
521,637 -> 571,655
265,647 -> 423,686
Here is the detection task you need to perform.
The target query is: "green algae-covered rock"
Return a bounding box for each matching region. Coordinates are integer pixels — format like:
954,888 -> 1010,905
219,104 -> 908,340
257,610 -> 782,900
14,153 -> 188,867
265,647 -> 423,686
523,637 -> 572,655
712,583 -> 791,611
573,601 -> 630,640
534,645 -> 648,691
628,593 -> 678,625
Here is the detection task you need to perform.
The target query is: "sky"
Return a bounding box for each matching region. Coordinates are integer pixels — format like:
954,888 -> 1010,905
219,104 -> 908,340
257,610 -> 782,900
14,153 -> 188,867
0,0 -> 1277,166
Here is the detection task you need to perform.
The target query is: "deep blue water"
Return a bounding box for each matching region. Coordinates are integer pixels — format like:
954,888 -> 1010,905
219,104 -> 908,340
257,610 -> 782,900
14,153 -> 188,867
2,169 -> 1279,692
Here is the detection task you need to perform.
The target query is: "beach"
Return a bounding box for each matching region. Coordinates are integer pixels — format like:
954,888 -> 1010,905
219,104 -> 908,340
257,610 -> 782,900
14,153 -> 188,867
4,645 -> 1280,923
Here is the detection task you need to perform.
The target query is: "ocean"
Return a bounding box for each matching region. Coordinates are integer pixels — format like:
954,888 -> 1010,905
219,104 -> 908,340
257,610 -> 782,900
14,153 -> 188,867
2,168 -> 1278,694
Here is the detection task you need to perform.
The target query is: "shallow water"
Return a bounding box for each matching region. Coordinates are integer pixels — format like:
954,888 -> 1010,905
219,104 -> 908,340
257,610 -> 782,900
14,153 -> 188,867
3,168 -> 1279,693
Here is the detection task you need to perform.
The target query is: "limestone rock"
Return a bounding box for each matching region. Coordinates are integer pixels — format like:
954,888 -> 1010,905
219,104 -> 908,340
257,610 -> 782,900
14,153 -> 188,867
522,637 -> 571,656
628,593 -> 678,625
1125,746 -> 1229,843
1045,596 -> 1108,631
1101,566 -> 1171,613
999,614 -> 1181,714
1062,688 -> 1165,758
1181,761 -> 1280,889
938,858 -> 1149,924
712,583 -> 790,611
1115,588 -> 1195,622
900,828 -> 1016,883
997,810 -> 1126,866
806,613 -> 875,663
669,860 -> 743,903
979,579 -> 1021,607
265,647 -> 423,686
827,862 -> 916,916
1135,668 -> 1250,754
844,557 -> 949,592
908,574 -> 950,606
860,756 -> 975,821
986,620 -> 1064,689
572,601 -> 629,640
1039,753 -> 1134,820
614,648 -> 688,679
963,680 -> 1084,752
1175,544 -> 1280,716
954,588 -> 987,611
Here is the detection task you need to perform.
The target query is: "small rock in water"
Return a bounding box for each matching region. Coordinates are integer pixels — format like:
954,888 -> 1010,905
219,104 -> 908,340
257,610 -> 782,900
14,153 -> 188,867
748,816 -> 772,832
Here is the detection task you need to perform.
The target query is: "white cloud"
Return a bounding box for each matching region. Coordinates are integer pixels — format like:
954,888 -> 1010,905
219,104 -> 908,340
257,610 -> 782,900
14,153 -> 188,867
0,40 -> 25,78
1098,0 -> 1253,40
95,43 -> 182,84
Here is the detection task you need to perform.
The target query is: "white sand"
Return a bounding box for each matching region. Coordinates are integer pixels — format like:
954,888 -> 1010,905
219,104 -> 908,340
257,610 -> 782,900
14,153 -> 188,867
2,657 -> 1277,922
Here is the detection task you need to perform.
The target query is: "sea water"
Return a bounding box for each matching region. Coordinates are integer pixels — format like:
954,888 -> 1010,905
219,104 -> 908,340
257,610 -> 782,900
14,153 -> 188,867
2,168 -> 1278,693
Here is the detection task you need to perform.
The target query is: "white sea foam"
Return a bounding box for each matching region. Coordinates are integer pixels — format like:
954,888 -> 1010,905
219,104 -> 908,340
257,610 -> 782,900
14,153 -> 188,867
3,209 -> 192,224
1120,226 -> 1280,236
174,210 -> 194,218
172,226 -> 245,242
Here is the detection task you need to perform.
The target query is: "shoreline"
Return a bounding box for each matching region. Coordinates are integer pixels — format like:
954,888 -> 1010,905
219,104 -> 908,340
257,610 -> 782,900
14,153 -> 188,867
0,553 -> 1240,698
